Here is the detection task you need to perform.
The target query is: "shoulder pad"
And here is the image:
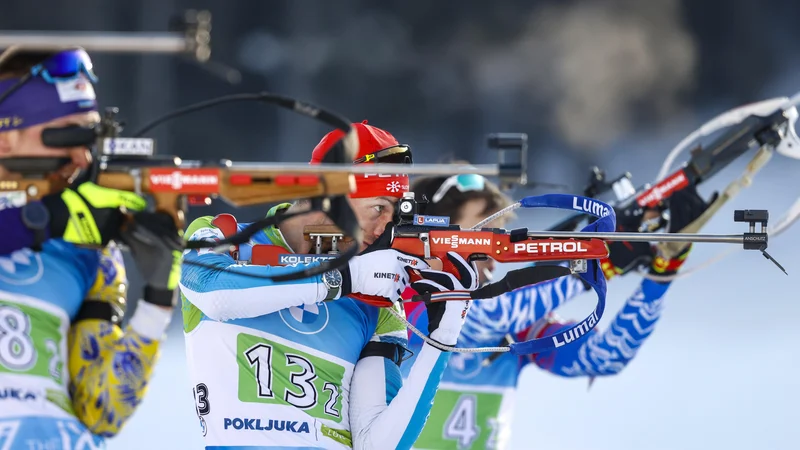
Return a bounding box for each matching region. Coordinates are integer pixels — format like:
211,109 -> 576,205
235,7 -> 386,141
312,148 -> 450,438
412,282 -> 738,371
211,213 -> 240,260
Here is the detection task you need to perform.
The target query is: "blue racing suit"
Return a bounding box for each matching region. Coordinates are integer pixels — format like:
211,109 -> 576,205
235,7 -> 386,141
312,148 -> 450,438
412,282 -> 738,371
0,204 -> 172,449
402,271 -> 672,450
178,204 -> 461,450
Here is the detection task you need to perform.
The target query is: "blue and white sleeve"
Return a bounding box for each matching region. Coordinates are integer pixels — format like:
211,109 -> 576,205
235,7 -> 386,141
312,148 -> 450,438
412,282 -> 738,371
179,216 -> 328,321
532,278 -> 669,377
348,335 -> 450,450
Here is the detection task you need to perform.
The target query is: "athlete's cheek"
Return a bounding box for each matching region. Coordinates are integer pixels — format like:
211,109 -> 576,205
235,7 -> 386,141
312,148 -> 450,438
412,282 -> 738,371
354,204 -> 379,226
364,219 -> 381,240
375,214 -> 393,236
358,211 -> 379,233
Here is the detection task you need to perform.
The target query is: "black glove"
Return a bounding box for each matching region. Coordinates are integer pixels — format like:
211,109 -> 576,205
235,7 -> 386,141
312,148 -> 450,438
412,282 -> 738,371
604,205 -> 656,277
604,185 -> 716,279
409,252 -> 478,347
648,185 -> 716,276
665,185 -> 717,233
605,239 -> 655,277
119,211 -> 183,307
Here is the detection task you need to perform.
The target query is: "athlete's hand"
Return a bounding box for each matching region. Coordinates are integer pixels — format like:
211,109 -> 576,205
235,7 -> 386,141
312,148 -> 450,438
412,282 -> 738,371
603,185 -> 715,279
664,185 -> 716,234
409,252 -> 478,347
648,185 -> 715,276
41,181 -> 146,246
602,214 -> 655,279
119,211 -> 183,308
340,249 -> 429,303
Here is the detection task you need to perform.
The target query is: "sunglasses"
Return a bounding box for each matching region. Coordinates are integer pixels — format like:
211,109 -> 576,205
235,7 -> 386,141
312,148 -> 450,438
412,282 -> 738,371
431,173 -> 486,203
352,144 -> 413,165
0,48 -> 99,105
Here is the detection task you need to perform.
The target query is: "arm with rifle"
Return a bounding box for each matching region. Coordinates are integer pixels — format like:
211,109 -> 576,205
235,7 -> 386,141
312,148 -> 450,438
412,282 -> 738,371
398,168 -> 703,365
512,98 -> 800,372
0,181 -> 147,255
178,203 -> 431,322
67,209 -> 182,435
530,184 -> 713,379
0,46 -> 183,443
262,191 -> 776,360
522,97 -> 800,375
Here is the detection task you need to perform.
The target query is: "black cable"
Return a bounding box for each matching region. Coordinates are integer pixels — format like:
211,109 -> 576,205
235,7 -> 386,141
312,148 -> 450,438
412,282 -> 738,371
124,91 -> 362,282
131,92 -> 352,137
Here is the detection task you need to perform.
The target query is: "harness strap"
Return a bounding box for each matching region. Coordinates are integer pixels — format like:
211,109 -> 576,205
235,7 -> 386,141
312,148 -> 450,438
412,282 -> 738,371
72,300 -> 123,325
359,341 -> 411,367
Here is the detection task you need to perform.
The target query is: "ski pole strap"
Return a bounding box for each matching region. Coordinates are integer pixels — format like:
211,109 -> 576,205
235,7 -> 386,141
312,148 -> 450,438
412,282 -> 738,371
507,194 -> 615,355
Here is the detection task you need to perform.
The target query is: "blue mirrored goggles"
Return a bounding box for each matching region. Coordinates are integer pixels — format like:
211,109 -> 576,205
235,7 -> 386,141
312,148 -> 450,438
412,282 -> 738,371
0,48 -> 98,105
31,48 -> 98,83
431,173 -> 486,203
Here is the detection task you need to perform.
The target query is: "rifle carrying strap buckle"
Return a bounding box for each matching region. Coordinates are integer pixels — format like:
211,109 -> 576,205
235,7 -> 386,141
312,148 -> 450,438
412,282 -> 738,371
359,341 -> 413,367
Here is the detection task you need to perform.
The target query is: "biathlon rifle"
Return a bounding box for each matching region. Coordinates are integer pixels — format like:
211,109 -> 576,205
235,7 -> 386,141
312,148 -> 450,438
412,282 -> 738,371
232,172 -> 781,356
0,93 -> 530,283
547,94 -> 800,277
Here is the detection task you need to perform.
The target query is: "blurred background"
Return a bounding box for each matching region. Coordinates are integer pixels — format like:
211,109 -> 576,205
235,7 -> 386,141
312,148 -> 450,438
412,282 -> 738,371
3,0 -> 800,449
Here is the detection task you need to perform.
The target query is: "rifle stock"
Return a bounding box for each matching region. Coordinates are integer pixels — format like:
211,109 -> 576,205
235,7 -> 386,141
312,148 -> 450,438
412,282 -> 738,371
274,224 -> 609,274
1,166 -> 357,230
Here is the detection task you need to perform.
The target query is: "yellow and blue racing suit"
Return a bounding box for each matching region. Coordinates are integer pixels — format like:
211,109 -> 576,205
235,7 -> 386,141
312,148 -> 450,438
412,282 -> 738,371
0,237 -> 167,449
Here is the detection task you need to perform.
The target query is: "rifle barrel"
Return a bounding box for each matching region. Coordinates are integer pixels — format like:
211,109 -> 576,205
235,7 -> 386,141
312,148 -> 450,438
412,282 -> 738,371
225,162 -> 504,176
526,230 -> 747,244
0,32 -> 188,53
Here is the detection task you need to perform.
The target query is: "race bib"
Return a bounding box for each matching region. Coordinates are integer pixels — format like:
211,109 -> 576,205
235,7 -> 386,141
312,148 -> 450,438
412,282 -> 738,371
0,299 -> 66,386
0,417 -> 104,450
236,332 -> 346,424
415,389 -> 506,450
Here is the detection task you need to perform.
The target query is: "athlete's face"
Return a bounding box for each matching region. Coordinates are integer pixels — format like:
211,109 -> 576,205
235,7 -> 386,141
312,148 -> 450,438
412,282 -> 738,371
0,111 -> 100,180
346,196 -> 398,252
455,198 -> 508,285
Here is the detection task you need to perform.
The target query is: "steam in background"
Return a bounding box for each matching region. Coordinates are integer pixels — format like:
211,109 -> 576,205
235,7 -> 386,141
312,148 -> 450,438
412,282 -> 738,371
238,0 -> 698,155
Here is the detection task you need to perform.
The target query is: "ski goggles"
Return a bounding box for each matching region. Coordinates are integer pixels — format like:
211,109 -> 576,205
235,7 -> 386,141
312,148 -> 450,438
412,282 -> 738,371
352,144 -> 413,165
0,48 -> 98,106
430,173 -> 486,203
0,49 -> 99,131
